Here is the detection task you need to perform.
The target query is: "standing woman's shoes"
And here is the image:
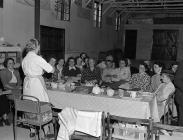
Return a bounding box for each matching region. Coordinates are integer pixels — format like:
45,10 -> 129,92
29,132 -> 36,138
0,119 -> 3,127
29,128 -> 37,138
3,119 -> 10,126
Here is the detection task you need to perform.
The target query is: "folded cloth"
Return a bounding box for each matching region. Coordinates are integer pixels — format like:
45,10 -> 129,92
57,107 -> 78,140
75,111 -> 102,137
57,107 -> 102,140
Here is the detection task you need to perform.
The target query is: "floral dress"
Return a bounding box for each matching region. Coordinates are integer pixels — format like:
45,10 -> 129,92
130,72 -> 151,91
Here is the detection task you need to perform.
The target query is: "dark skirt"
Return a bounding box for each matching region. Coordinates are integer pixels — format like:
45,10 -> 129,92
0,95 -> 10,117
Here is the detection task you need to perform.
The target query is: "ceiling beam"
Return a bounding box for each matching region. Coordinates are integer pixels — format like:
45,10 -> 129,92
111,4 -> 183,9
112,0 -> 183,5
82,0 -> 93,8
102,3 -> 113,16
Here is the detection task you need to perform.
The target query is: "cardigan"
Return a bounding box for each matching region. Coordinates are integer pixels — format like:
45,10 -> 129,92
0,68 -> 21,90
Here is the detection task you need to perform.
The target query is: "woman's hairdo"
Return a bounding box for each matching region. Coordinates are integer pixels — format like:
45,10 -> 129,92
139,62 -> 149,71
25,38 -> 40,52
3,58 -> 15,68
161,69 -> 174,81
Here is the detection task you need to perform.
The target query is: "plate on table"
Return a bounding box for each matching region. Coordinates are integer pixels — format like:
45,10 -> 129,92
140,92 -> 153,97
121,96 -> 143,101
130,88 -> 141,91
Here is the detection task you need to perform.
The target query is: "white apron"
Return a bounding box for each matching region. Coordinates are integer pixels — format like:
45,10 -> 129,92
23,75 -> 49,102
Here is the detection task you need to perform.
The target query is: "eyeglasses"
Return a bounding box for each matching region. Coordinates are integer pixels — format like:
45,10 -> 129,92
106,60 -> 113,62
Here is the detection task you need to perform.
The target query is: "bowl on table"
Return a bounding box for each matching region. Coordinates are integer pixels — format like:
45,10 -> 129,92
106,88 -> 115,97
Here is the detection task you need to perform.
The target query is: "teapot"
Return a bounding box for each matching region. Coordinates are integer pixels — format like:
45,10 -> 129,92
92,85 -> 101,95
106,88 -> 115,97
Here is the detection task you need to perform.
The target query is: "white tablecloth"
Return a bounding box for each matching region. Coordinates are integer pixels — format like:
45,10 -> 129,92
48,90 -> 160,122
158,132 -> 183,140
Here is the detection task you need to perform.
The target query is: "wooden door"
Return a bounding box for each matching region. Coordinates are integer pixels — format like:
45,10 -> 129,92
124,30 -> 137,59
40,25 -> 65,60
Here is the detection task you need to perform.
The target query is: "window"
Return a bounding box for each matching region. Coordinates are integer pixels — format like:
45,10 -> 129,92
0,0 -> 3,8
93,2 -> 102,28
54,0 -> 71,21
151,30 -> 178,60
115,11 -> 121,31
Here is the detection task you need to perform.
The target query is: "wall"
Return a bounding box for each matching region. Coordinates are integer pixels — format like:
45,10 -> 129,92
123,24 -> 183,61
0,0 -> 118,59
0,8 -> 3,38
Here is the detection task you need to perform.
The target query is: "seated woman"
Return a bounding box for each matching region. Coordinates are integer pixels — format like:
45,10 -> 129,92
126,58 -> 138,75
83,56 -> 89,69
113,59 -> 131,82
81,58 -> 101,85
151,61 -> 164,92
0,58 -> 22,97
129,62 -> 151,91
0,80 -> 10,126
75,56 -> 84,72
52,58 -> 65,81
62,57 -> 81,81
110,59 -> 131,89
80,52 -> 88,61
154,70 -> 175,119
171,62 -> 178,75
43,57 -> 56,81
144,60 -> 154,76
97,55 -> 115,72
102,55 -> 116,83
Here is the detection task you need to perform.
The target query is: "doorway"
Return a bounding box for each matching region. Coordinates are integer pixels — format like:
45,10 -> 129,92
124,30 -> 137,59
40,25 -> 65,60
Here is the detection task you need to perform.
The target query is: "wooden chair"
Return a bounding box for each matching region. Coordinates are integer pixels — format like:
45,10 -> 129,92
163,92 -> 175,124
107,113 -> 153,140
13,94 -> 53,140
70,111 -> 106,140
52,107 -> 62,139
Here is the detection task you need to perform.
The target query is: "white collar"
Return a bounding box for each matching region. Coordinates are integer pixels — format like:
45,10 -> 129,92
8,68 -> 14,73
69,66 -> 76,70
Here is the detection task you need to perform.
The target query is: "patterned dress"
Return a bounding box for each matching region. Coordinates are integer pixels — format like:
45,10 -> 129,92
130,72 -> 151,91
81,67 -> 101,84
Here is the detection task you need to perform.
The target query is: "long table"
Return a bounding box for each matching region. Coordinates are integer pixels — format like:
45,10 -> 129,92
48,90 -> 160,122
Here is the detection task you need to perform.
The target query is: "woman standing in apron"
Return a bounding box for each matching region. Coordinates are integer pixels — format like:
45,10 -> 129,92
22,38 -> 54,137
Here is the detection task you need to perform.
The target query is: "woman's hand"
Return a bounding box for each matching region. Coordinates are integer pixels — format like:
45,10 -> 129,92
51,66 -> 55,73
112,75 -> 118,78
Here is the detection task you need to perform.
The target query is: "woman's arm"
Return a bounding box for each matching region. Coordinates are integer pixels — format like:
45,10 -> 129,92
121,67 -> 131,81
37,56 -> 54,73
0,70 -> 14,90
157,84 -> 175,102
15,70 -> 22,87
